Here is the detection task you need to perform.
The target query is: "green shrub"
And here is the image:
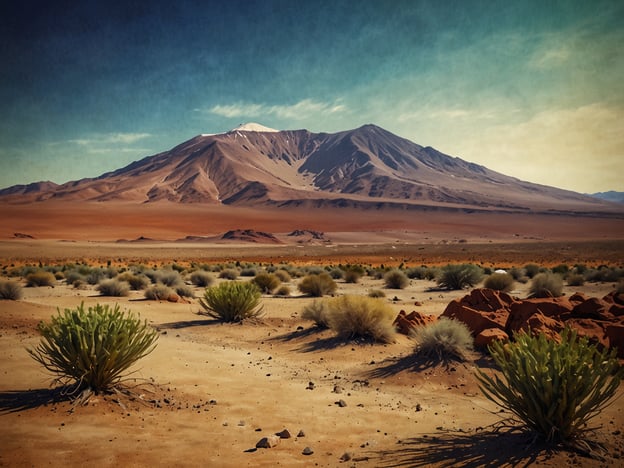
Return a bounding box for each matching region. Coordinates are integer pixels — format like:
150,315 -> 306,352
406,266 -> 428,279
0,280 -> 23,300
198,282 -> 263,322
298,273 -> 337,297
144,284 -> 175,300
28,303 -> 158,394
528,272 -> 563,298
411,318 -> 474,361
484,272 -> 515,292
274,285 -> 291,296
326,295 -> 397,343
26,271 -> 56,287
384,269 -> 409,289
436,264 -> 483,290
190,270 -> 214,287
301,299 -> 332,328
566,274 -> 585,287
476,328 -> 623,449
219,268 -> 239,280
252,273 -> 281,294
368,289 -> 386,298
96,279 -> 130,297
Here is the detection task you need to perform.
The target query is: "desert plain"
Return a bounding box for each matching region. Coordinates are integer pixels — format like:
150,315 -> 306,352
1,202 -> 623,467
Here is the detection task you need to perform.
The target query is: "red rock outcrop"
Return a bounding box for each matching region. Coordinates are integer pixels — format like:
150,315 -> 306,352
393,310 -> 437,335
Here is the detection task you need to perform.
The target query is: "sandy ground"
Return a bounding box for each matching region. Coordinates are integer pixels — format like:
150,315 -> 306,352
1,267 -> 623,467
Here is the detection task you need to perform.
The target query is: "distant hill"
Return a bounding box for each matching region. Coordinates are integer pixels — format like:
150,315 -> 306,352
590,191 -> 624,204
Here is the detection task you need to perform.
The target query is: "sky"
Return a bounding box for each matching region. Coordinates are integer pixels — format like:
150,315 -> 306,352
1,0 -> 623,193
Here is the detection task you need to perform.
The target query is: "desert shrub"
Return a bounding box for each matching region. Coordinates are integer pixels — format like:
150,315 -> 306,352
219,268 -> 239,280
274,285 -> 291,296
302,265 -> 324,276
72,279 -> 87,290
368,289 -> 386,298
326,295 -> 397,343
301,299 -> 332,328
86,269 -> 108,285
96,279 -> 130,297
144,284 -> 175,301
528,272 -> 563,298
523,264 -> 541,279
273,269 -> 291,283
0,280 -> 23,300
328,267 -> 345,280
405,266 -> 428,279
175,284 -> 195,298
189,270 -> 214,288
585,267 -> 623,283
552,264 -> 569,275
484,273 -> 514,292
384,269 -> 409,289
412,318 -> 474,361
476,328 -> 623,449
252,273 -> 281,294
508,267 -> 524,281
573,264 -> 588,275
28,303 -> 158,394
436,264 -> 483,290
298,273 -> 337,297
615,279 -> 624,295
566,274 -> 585,287
26,271 -> 56,287
240,267 -> 257,277
154,270 -> 184,287
64,270 -> 86,285
54,271 -> 65,280
126,274 -> 149,290
344,269 -> 362,283
198,282 -> 263,322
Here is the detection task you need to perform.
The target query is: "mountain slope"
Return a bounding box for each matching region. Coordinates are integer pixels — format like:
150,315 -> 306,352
0,124 -> 619,215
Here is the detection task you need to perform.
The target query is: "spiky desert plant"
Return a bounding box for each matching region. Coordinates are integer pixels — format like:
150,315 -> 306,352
28,303 -> 158,394
0,280 -> 23,300
528,272 -> 563,298
26,271 -> 56,287
301,299 -> 332,328
384,269 -> 409,289
326,295 -> 397,343
476,328 -> 623,450
144,284 -> 175,300
298,273 -> 337,297
96,279 -> 130,297
190,270 -> 214,287
411,318 -> 474,361
484,272 -> 515,292
198,281 -> 263,322
252,273 -> 281,294
436,264 -> 483,290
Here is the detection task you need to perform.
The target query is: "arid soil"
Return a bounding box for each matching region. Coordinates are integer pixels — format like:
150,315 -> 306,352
1,261 -> 623,467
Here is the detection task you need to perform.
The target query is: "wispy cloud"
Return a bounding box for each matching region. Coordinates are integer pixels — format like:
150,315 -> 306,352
206,99 -> 347,120
67,132 -> 152,146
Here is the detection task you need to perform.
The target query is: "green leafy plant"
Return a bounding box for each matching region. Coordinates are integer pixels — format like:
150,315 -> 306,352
96,279 -> 130,297
326,295 -> 397,343
384,269 -> 409,289
198,281 -> 263,322
484,272 -> 515,292
528,272 -> 563,298
0,280 -> 23,300
26,271 -> 56,287
28,303 -> 158,394
411,318 -> 474,361
476,328 -> 623,452
298,273 -> 337,297
436,264 -> 483,290
252,273 -> 281,294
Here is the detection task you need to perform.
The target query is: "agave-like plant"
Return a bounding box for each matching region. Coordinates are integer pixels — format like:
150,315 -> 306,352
198,281 -> 263,322
476,328 -> 623,452
28,303 -> 158,395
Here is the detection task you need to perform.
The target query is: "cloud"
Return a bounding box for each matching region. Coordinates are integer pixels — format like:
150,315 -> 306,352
207,99 -> 347,120
67,132 -> 152,146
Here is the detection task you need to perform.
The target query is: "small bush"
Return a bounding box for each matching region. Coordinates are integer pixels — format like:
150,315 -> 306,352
198,282 -> 263,322
384,269 -> 409,289
0,280 -> 23,300
273,269 -> 292,283
476,328 -> 623,449
274,285 -> 291,296
240,267 -> 257,277
484,273 -> 515,292
412,318 -> 474,361
96,279 -> 130,297
190,270 -> 214,287
344,269 -> 362,283
566,274 -> 585,287
301,299 -> 331,328
523,264 -> 541,279
368,289 -> 386,298
552,264 -> 569,275
298,273 -> 337,297
155,270 -> 184,287
528,272 -> 563,298
252,273 -> 281,294
64,271 -> 86,284
328,267 -> 345,280
26,271 -> 56,287
437,264 -> 483,290
406,267 -> 428,279
86,269 -> 108,285
144,284 -> 175,301
219,268 -> 239,280
326,295 -> 397,343
175,284 -> 195,298
28,303 -> 158,394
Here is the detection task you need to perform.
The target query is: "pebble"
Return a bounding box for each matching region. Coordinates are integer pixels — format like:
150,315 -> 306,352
302,447 -> 314,455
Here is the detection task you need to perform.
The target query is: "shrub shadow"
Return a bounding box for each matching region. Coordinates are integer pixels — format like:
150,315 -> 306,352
366,428 -> 556,467
368,354 -> 461,378
156,318 -> 220,329
0,386 -> 75,413
269,325 -> 327,343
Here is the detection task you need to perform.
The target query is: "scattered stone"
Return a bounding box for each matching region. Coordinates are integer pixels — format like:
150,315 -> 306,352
336,399 -> 347,407
276,429 -> 291,439
306,382 -> 315,390
333,385 -> 344,394
256,435 -> 280,449
297,430 -> 306,437
340,452 -> 353,462
302,446 -> 314,455
415,403 -> 422,412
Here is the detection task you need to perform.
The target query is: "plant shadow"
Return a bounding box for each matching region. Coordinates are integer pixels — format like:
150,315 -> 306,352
366,428 -> 560,467
156,318 -> 222,329
0,386 -> 75,413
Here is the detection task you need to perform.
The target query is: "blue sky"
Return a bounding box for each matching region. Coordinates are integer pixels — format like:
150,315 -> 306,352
1,0 -> 622,193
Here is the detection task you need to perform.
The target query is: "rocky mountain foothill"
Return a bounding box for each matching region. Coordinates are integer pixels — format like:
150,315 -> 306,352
395,288 -> 624,357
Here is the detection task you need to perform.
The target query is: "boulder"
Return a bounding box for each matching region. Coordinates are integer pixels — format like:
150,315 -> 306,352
570,297 -> 613,321
520,312 -> 563,341
506,297 -> 573,333
566,319 -> 609,349
393,310 -> 437,335
256,435 -> 280,449
441,301 -> 507,336
474,328 -> 509,348
605,323 -> 624,358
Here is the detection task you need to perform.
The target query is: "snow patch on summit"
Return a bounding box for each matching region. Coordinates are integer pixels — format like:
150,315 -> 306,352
231,122 -> 279,133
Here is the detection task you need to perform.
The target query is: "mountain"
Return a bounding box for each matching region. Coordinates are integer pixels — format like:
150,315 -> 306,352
0,123 -> 620,215
590,191 -> 624,204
